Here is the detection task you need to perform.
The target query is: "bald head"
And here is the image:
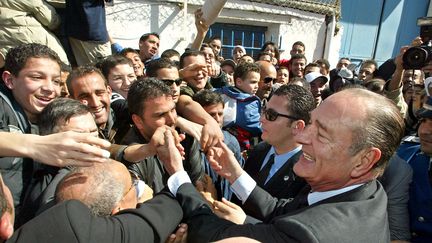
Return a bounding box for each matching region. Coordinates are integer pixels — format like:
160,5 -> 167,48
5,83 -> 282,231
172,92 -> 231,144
256,61 -> 277,100
56,160 -> 133,216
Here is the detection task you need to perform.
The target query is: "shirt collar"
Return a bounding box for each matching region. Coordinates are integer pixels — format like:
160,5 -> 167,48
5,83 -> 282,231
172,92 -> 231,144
307,183 -> 364,205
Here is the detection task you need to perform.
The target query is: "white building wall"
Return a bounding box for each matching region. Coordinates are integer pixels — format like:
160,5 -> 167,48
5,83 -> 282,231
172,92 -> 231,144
106,0 -> 341,66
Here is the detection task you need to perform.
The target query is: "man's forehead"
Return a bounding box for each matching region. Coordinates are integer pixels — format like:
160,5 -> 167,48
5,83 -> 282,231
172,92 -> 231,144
19,57 -> 61,74
73,74 -> 106,90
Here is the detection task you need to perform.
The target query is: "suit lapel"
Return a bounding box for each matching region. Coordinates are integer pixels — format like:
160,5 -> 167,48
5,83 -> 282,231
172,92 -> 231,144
244,143 -> 272,182
263,150 -> 302,192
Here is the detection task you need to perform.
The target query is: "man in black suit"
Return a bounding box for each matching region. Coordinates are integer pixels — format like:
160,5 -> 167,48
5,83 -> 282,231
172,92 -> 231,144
157,87 -> 405,242
241,84 -> 314,202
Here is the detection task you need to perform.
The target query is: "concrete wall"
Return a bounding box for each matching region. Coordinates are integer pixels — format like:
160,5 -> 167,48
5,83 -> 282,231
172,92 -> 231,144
106,0 -> 342,66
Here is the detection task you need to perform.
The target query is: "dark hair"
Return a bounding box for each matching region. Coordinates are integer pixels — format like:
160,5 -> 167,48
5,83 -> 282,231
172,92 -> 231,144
304,62 -> 320,72
4,43 -> 62,76
98,55 -> 133,80
61,63 -> 72,73
161,49 -> 180,59
273,84 -> 315,124
38,98 -> 92,135
257,52 -> 272,61
238,54 -> 255,64
209,36 -> 221,42
179,50 -> 204,69
292,41 -> 305,50
234,62 -> 260,82
289,77 -> 311,91
67,65 -> 107,97
290,54 -> 307,64
128,78 -> 172,116
139,32 -> 160,42
342,88 -> 405,176
193,90 -> 224,107
120,48 -> 139,57
260,41 -> 280,61
364,78 -> 385,94
146,58 -> 178,77
361,59 -> 378,69
315,58 -> 330,70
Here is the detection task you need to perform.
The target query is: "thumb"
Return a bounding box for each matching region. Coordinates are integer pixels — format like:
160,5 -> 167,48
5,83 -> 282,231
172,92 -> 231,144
221,197 -> 239,209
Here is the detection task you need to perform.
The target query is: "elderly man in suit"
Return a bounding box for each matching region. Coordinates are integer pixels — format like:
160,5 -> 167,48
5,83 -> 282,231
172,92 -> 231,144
156,87 -> 404,242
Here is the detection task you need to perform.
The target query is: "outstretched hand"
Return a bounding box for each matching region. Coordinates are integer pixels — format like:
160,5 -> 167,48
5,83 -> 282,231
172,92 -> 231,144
200,119 -> 224,152
194,8 -> 209,34
213,198 -> 246,224
29,131 -> 111,167
206,140 -> 243,184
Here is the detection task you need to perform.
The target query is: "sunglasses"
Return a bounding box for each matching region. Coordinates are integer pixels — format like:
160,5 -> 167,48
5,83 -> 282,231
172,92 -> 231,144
161,78 -> 182,86
261,107 -> 299,121
263,77 -> 277,84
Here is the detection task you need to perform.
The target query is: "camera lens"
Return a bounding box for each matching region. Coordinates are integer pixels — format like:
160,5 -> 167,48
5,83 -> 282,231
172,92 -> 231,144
403,46 -> 429,69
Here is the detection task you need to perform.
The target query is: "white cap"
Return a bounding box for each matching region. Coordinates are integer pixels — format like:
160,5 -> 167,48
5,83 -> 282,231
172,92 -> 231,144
232,45 -> 246,55
304,71 -> 328,84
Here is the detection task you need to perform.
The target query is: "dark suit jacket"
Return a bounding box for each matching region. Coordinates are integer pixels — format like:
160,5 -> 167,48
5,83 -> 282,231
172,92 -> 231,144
243,142 -> 306,200
8,192 -> 182,243
177,181 -> 390,243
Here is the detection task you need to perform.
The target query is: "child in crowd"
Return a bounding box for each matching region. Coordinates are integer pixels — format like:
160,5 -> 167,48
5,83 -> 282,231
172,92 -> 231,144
215,62 -> 262,152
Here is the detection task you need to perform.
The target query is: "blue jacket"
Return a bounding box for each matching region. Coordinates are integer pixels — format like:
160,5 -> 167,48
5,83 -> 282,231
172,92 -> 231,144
216,86 -> 262,136
398,141 -> 432,242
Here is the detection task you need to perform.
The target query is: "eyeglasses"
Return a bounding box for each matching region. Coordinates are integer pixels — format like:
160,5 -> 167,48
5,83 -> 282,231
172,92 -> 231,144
127,171 -> 145,200
161,78 -> 182,86
261,107 -> 299,121
263,77 -> 277,84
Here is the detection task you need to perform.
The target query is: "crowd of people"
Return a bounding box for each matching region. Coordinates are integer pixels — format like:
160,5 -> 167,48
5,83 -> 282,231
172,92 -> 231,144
0,1 -> 432,242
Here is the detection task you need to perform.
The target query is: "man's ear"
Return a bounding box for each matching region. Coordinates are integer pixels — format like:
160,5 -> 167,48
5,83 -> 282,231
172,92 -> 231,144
291,120 -> 306,135
2,71 -> 15,90
0,213 -> 14,240
131,114 -> 144,130
106,85 -> 112,96
235,77 -> 242,87
351,148 -> 381,178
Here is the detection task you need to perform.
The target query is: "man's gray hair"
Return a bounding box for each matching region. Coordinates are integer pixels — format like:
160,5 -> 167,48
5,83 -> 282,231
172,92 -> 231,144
56,163 -> 124,216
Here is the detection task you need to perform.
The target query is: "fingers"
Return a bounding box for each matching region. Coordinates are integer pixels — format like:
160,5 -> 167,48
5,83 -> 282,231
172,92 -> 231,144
77,133 -> 111,149
74,142 -> 111,160
165,224 -> 188,243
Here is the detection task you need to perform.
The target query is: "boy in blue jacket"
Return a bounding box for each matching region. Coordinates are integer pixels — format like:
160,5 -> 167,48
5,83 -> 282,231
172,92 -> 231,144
216,62 -> 262,152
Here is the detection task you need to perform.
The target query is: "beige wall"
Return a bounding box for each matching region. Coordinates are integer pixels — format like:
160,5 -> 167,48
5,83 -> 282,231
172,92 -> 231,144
106,0 -> 341,66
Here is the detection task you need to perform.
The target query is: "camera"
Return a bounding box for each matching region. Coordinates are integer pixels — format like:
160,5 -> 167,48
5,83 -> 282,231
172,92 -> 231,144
403,17 -> 432,70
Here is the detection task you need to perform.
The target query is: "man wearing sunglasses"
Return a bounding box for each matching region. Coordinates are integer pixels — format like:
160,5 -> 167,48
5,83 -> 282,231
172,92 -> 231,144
235,85 -> 315,203
255,61 -> 277,105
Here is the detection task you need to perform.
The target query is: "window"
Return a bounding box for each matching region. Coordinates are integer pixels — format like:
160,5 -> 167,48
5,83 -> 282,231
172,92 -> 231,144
206,23 -> 267,60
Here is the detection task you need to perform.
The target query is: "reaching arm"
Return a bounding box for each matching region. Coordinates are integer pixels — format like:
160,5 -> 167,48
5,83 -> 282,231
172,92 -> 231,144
0,131 -> 111,167
177,95 -> 223,151
190,8 -> 209,50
